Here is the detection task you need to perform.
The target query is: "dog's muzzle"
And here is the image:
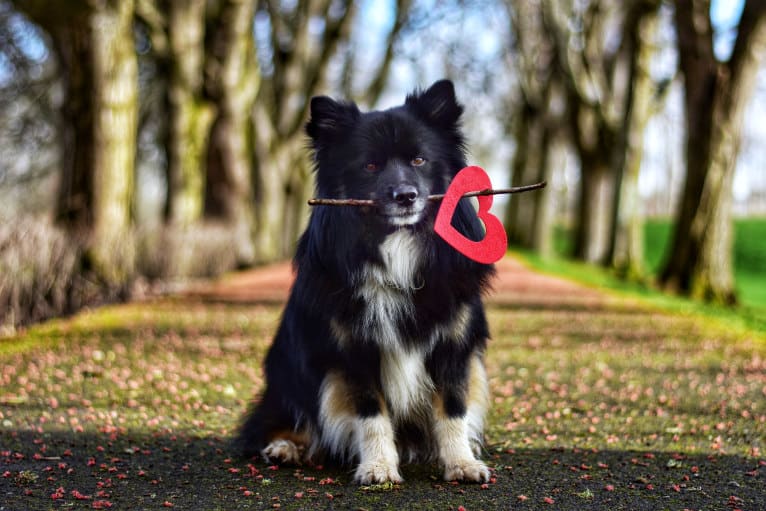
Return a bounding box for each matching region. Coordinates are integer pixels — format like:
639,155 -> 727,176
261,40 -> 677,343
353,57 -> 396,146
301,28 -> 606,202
381,185 -> 426,226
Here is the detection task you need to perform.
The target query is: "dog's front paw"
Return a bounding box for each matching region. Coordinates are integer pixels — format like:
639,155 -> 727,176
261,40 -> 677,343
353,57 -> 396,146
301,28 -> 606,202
354,460 -> 404,485
444,459 -> 490,483
261,439 -> 302,464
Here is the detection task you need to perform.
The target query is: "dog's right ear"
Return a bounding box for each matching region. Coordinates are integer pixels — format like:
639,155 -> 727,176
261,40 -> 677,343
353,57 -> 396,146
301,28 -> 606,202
306,96 -> 360,143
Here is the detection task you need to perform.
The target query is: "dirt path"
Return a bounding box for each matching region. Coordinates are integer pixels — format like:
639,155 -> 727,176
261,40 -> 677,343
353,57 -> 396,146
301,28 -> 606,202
2,255 -> 764,511
188,255 -> 607,309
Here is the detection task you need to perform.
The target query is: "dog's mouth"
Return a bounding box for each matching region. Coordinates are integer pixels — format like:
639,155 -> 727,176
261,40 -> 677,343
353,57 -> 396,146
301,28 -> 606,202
379,199 -> 428,227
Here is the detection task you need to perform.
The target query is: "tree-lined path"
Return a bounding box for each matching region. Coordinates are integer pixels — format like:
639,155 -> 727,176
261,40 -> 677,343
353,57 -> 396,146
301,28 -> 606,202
1,256 -> 764,510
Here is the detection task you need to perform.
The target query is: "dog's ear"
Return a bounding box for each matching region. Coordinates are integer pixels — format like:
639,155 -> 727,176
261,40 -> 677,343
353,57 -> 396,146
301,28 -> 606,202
405,79 -> 463,128
306,96 -> 360,143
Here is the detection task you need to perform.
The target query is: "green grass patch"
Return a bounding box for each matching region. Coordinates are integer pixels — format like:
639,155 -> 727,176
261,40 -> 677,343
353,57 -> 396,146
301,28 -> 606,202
643,219 -> 673,274
644,217 -> 766,310
515,248 -> 766,338
549,218 -> 766,321
645,218 -> 766,315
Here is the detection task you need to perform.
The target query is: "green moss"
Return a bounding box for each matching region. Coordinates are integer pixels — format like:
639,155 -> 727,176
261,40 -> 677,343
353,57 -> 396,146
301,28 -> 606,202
514,248 -> 766,338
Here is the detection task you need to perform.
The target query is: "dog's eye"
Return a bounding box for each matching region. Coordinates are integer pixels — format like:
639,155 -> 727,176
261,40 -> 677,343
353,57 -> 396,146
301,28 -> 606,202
411,157 -> 426,167
365,163 -> 379,172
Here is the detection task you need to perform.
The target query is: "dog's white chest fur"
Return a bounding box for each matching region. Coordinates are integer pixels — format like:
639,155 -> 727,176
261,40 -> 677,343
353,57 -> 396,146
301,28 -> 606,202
357,230 -> 432,418
357,230 -> 421,350
377,229 -> 422,290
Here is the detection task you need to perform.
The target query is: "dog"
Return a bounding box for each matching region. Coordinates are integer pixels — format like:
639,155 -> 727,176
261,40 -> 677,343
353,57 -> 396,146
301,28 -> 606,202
236,79 -> 495,484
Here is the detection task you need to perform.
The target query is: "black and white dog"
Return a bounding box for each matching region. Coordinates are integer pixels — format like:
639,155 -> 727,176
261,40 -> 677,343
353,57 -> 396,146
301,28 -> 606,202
236,80 -> 495,484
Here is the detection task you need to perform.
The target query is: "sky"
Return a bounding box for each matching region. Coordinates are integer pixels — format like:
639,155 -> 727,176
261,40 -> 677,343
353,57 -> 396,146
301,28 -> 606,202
711,0 -> 745,59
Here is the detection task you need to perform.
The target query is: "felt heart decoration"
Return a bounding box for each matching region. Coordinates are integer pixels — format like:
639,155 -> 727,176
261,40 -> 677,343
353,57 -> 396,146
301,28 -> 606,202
434,166 -> 507,264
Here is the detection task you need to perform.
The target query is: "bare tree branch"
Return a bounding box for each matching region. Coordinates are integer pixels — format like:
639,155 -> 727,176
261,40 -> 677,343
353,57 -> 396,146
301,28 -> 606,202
361,0 -> 412,106
308,182 -> 548,206
726,0 -> 766,92
288,0 -> 355,136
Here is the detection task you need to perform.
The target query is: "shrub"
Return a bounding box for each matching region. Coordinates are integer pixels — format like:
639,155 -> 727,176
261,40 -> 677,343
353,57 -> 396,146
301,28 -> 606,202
136,223 -> 240,281
0,218 -> 80,332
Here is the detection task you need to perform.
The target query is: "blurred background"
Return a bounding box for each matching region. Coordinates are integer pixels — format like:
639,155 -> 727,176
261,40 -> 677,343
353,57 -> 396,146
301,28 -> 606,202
1,0 -> 764,330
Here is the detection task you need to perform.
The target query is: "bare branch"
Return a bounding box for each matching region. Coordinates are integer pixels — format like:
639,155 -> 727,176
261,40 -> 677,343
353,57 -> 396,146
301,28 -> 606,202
361,0 -> 412,106
134,0 -> 168,55
288,0 -> 355,136
308,182 -> 547,206
727,0 -> 766,88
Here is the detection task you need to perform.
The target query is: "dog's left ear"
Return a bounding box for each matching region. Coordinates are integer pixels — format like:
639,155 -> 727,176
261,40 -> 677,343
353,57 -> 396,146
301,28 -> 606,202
405,79 -> 463,128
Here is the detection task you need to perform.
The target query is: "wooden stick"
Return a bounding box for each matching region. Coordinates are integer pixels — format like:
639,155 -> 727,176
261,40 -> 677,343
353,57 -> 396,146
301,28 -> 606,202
308,181 -> 547,206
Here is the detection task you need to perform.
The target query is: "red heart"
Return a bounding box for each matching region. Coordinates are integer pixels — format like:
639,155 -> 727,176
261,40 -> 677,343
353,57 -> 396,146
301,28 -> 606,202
434,166 -> 507,264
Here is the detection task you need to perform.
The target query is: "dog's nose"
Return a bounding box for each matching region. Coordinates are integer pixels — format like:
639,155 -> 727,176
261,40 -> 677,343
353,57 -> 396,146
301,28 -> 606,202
392,185 -> 418,206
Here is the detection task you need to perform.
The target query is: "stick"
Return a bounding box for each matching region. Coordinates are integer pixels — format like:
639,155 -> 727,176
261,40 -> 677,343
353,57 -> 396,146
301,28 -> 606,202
308,181 -> 547,206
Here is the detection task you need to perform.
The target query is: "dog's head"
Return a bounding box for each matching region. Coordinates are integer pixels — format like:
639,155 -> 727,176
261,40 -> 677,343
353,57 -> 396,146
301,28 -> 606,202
306,80 -> 467,227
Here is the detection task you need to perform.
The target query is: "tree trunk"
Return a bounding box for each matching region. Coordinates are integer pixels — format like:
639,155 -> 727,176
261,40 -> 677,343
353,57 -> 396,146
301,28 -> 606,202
251,132 -> 307,262
505,103 -> 538,248
204,0 -> 259,266
609,2 -> 660,279
248,0 -> 357,263
530,122 -> 555,257
88,0 -> 139,284
505,102 -> 555,256
18,0 -> 138,289
574,153 -> 613,263
568,94 -> 615,264
544,0 -> 656,266
163,0 -> 215,225
660,0 -> 766,304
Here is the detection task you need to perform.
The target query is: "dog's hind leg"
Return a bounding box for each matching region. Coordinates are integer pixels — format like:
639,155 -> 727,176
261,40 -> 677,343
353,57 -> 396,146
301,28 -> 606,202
261,429 -> 310,464
234,388 -> 308,464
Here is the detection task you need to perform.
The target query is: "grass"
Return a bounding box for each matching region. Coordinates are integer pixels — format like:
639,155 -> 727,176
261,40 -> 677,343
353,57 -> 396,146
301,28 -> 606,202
554,218 -> 766,310
549,218 -> 766,330
644,218 -> 766,310
517,248 -> 766,338
1,262 -> 765,510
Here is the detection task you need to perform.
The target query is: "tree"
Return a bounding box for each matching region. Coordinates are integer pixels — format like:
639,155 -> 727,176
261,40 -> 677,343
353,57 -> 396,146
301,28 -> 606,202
660,0 -> 766,304
14,0 -> 139,289
204,0 -> 259,266
159,0 -> 215,225
136,0 -> 258,265
250,0 -> 411,262
338,0 -> 411,107
504,0 -> 559,256
249,0 -> 355,261
542,0 -> 661,266
0,2 -> 60,211
607,1 -> 663,279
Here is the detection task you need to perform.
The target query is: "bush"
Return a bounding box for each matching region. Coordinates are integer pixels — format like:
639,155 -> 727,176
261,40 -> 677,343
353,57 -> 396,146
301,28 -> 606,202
136,223 -> 240,281
1,219 -> 245,332
0,218 -> 83,332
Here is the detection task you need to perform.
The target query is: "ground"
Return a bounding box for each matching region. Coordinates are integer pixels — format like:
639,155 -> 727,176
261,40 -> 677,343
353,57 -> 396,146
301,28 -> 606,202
1,256 -> 764,510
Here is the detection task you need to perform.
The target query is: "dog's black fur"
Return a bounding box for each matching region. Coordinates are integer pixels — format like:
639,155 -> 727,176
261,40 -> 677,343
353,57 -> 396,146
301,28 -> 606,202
236,80 -> 495,483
